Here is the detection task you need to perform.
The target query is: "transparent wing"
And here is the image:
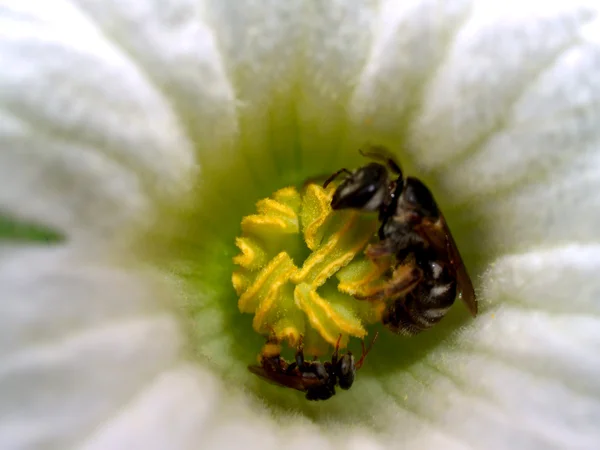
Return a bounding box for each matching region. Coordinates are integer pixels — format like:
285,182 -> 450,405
416,214 -> 477,317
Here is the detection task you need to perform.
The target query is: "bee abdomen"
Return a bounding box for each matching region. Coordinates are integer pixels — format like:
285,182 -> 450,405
381,296 -> 439,336
382,281 -> 456,336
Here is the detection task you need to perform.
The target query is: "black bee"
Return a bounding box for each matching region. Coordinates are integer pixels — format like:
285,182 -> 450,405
248,333 -> 377,401
324,146 -> 477,335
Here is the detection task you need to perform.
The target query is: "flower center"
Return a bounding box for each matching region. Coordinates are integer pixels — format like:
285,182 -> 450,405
144,143 -> 480,415
232,182 -> 385,356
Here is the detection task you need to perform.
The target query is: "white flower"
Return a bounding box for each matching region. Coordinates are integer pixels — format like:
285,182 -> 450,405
2,0 -> 600,448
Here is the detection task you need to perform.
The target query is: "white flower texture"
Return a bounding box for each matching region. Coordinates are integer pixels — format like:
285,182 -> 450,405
2,0 -> 600,449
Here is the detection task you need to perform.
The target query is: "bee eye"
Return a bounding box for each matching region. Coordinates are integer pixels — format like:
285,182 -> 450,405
338,354 -> 354,376
331,163 -> 388,211
337,354 -> 355,390
403,177 -> 439,218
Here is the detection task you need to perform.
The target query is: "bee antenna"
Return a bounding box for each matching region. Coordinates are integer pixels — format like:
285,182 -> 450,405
323,168 -> 353,189
333,334 -> 343,359
358,145 -> 403,177
297,334 -> 304,351
355,332 -> 379,370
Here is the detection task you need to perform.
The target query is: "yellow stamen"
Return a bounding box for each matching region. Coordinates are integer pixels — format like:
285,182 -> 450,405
337,256 -> 393,298
294,283 -> 366,346
232,183 -> 386,355
257,198 -> 297,219
233,237 -> 267,269
301,184 -> 336,250
238,252 -> 295,313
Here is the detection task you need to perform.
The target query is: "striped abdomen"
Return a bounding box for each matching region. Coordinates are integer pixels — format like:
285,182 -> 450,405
382,259 -> 456,336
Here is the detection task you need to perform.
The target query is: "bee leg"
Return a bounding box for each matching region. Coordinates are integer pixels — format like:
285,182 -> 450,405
294,335 -> 309,371
377,222 -> 387,241
354,291 -> 384,301
355,264 -> 422,302
385,265 -> 423,297
365,241 -> 394,259
285,362 -> 298,374
331,334 -> 342,366
296,348 -> 328,381
260,351 -> 285,374
355,331 -> 379,370
365,242 -> 395,270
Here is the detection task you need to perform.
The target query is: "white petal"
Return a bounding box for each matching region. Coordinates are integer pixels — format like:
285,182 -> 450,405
0,245 -> 185,449
0,245 -> 170,353
68,0 -> 238,153
411,0 -> 596,168
426,244 -> 600,447
326,247 -> 600,449
82,362 -> 389,450
350,0 -> 473,140
198,0 -> 307,184
294,1 -> 378,167
200,1 -> 381,178
3,1 -> 600,450
350,0 -> 600,259
0,0 -> 204,240
80,365 -> 221,450
484,244 -> 600,315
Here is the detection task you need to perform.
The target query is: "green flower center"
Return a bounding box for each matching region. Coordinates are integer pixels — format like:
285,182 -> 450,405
144,132 -> 481,417
232,183 -> 385,356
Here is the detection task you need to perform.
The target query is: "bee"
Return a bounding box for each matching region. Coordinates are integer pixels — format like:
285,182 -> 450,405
324,146 -> 477,335
248,333 -> 378,401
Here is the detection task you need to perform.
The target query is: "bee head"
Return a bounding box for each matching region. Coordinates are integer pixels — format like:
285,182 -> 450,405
330,163 -> 390,212
402,177 -> 439,219
336,352 -> 355,390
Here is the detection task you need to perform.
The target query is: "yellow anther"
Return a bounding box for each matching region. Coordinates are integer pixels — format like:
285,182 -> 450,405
272,322 -> 302,348
231,272 -> 250,296
301,184 -> 336,250
233,183 -> 383,354
337,256 -> 393,298
293,212 -> 378,287
257,198 -> 297,219
273,187 -> 302,210
252,259 -> 296,333
233,237 -> 267,270
294,283 -> 366,346
238,252 -> 296,313
241,214 -> 297,235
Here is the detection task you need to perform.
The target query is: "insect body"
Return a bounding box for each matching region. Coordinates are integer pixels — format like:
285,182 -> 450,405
249,334 -> 377,401
324,146 -> 477,335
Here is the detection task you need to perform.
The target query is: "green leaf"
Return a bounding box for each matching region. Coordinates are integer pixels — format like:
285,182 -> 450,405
0,214 -> 63,243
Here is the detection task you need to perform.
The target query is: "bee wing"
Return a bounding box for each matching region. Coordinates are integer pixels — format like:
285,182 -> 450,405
248,365 -> 326,393
248,365 -> 308,392
416,214 -> 477,317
